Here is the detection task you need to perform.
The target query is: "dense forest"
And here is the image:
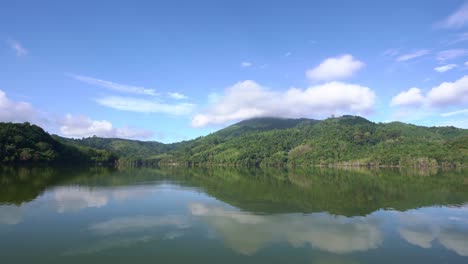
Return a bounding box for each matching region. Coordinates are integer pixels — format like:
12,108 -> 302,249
54,135 -> 179,159
1,115 -> 467,167
0,122 -> 116,164
154,116 -> 468,167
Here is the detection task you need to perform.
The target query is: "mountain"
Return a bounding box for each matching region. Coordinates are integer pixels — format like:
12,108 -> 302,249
155,115 -> 468,167
0,122 -> 116,164
2,116 -> 467,167
54,135 -> 179,159
213,117 -> 318,140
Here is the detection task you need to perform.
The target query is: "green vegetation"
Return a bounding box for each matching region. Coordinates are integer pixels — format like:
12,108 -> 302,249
54,135 -> 178,159
0,122 -> 116,164
2,116 -> 468,167
154,116 -> 468,167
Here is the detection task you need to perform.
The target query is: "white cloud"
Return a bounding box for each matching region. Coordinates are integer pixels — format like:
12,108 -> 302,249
438,3 -> 468,29
191,80 -> 376,127
391,75 -> 468,108
0,89 -> 155,139
241,62 -> 253,67
58,114 -> 153,139
465,61 -> 468,66
167,92 -> 188,100
427,75 -> 468,106
97,96 -> 195,115
441,108 -> 468,117
306,54 -> 364,81
69,74 -> 158,96
434,64 -> 458,73
437,49 -> 468,61
7,39 -> 28,56
396,49 -> 430,62
0,89 -> 37,123
284,52 -> 292,57
390,87 -> 426,107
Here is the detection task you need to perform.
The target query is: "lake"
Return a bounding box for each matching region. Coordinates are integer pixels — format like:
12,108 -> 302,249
1,166 -> 467,263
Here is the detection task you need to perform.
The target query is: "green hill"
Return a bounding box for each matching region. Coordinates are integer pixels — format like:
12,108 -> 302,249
155,115 -> 468,167
3,116 -> 467,167
0,122 -> 116,164
54,135 -> 178,159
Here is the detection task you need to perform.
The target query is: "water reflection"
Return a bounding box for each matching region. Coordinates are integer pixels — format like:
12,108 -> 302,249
189,202 -> 383,255
52,186 -> 156,213
63,236 -> 154,256
0,205 -> 23,225
0,166 -> 467,263
398,209 -> 468,256
88,215 -> 191,235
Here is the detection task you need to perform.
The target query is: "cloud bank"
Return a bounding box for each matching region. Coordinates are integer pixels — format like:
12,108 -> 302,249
192,80 -> 376,127
391,75 -> 468,107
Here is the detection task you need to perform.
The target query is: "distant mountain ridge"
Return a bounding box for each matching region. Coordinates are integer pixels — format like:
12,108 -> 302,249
1,116 -> 467,167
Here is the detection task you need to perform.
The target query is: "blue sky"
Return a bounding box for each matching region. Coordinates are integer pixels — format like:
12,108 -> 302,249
1,0 -> 468,142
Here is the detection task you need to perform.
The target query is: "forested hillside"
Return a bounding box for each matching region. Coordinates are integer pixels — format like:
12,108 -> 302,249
154,116 -> 468,167
0,122 -> 116,164
2,116 -> 467,167
54,135 -> 179,159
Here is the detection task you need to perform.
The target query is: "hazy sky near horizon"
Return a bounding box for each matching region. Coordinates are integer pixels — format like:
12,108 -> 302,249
1,0 -> 468,142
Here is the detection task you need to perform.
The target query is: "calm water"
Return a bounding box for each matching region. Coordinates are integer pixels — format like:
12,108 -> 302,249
1,166 -> 468,263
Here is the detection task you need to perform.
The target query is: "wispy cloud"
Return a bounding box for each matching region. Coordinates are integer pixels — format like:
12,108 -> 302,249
437,49 -> 468,61
7,39 -> 28,56
167,92 -> 188,100
396,50 -> 430,62
434,64 -> 458,73
448,32 -> 468,45
382,48 -> 399,57
284,52 -> 292,57
96,96 -> 195,115
438,3 -> 468,29
241,62 -> 253,68
440,108 -> 468,117
69,74 -> 158,96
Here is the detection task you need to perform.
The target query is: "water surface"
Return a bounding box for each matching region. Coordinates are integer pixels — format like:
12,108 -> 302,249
1,166 -> 467,263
